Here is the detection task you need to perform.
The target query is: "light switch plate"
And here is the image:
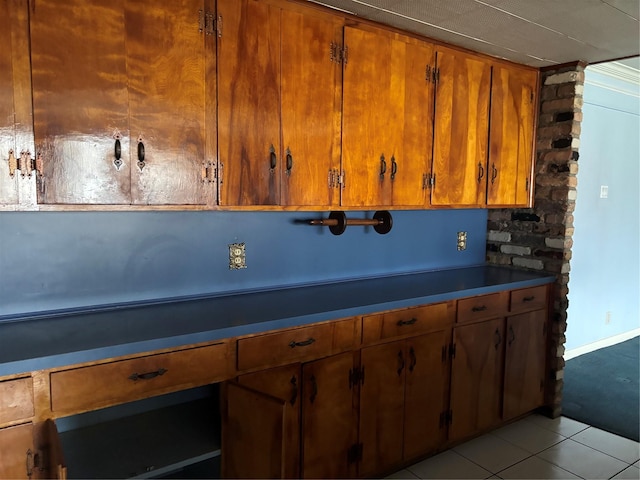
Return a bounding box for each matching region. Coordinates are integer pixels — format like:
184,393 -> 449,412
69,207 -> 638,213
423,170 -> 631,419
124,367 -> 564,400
229,242 -> 247,270
457,231 -> 467,251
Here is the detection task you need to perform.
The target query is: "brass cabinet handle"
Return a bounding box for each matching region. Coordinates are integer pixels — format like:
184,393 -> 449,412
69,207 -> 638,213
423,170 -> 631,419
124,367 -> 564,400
396,318 -> 417,326
390,155 -> 397,180
471,305 -> 487,312
409,346 -> 417,372
289,337 -> 315,348
285,148 -> 293,176
477,162 -> 485,182
269,145 -> 277,171
137,139 -> 146,170
491,163 -> 498,184
494,329 -> 502,350
128,368 -> 167,381
380,154 -> 386,179
523,295 -> 535,302
508,325 -> 516,346
397,350 -> 405,376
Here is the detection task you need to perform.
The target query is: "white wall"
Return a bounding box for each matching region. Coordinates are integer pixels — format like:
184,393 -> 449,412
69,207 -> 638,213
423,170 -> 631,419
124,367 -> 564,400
566,61 -> 640,351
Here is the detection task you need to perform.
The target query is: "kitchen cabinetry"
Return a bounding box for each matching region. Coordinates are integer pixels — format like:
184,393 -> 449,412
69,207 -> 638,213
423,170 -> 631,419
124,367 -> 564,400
487,64 -> 538,207
217,0 -> 343,207
0,0 -> 34,209
341,25 -> 435,208
431,47 -> 491,207
30,0 -> 216,206
0,376 -> 36,480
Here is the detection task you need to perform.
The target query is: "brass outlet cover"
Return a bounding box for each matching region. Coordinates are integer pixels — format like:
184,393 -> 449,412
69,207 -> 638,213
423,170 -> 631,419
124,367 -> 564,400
457,232 -> 467,251
229,242 -> 247,270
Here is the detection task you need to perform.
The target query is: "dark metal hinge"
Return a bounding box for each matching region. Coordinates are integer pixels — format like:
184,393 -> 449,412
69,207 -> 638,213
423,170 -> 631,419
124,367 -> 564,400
433,67 -> 440,84
426,64 -> 432,83
330,43 -> 348,65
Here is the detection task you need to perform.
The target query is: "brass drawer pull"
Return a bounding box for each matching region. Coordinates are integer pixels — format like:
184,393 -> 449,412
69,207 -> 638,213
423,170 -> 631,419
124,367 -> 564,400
523,295 -> 535,302
128,368 -> 167,381
289,337 -> 316,348
471,305 -> 488,312
397,318 -> 417,326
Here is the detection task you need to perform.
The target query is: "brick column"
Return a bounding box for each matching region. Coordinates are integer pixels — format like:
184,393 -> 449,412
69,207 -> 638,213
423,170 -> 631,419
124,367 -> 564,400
486,62 -> 586,417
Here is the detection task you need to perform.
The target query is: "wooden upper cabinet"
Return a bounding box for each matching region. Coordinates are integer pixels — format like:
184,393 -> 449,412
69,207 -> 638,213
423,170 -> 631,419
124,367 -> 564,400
488,64 -> 538,207
342,26 -> 434,208
126,0 -> 215,206
431,47 -> 491,207
217,0 -> 342,207
30,0 -> 213,206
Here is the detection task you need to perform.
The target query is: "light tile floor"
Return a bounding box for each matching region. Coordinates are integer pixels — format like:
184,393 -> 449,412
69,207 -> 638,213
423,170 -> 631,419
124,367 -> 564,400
387,414 -> 640,479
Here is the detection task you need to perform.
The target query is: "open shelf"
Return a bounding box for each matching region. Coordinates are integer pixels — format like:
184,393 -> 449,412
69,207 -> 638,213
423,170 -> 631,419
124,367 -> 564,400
60,397 -> 220,479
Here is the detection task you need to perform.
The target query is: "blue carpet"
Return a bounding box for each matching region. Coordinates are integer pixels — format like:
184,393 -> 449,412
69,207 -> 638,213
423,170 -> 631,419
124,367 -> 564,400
562,336 -> 639,442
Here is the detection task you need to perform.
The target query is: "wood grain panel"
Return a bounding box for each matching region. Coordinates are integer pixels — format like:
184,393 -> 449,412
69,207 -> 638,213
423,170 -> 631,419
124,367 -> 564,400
432,47 -> 491,207
503,310 -> 546,419
302,352 -> 357,479
359,341 -> 405,477
217,0 -> 281,206
238,364 -> 301,479
50,343 -> 229,415
0,423 -> 33,480
449,318 -> 504,442
0,377 -> 33,425
362,301 -> 454,344
403,331 -> 450,461
127,0 -> 212,206
457,291 -> 509,324
221,382 -> 286,479
280,7 -> 343,207
0,0 -> 19,205
342,26 -> 393,207
488,65 -> 538,206
237,318 -> 358,371
391,38 -> 434,207
30,0 -> 131,204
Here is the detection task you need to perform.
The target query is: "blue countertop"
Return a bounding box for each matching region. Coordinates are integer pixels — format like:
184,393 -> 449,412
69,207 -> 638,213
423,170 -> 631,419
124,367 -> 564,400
0,265 -> 554,377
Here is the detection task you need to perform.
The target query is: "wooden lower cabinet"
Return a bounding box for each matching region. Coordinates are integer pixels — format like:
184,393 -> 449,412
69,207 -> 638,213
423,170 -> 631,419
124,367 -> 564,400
359,330 -> 450,476
0,423 -> 35,480
449,318 -> 505,442
503,309 -> 547,420
223,352 -> 358,479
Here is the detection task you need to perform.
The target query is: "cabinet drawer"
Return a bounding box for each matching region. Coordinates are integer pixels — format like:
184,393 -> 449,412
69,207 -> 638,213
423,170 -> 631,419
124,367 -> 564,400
457,292 -> 509,324
0,377 -> 34,425
50,342 -> 229,415
362,302 -> 454,344
237,318 -> 358,371
510,285 -> 548,314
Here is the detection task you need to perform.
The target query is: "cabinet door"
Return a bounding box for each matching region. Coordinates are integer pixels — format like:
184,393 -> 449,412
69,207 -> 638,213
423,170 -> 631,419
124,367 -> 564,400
302,352 -> 357,479
280,6 -> 343,207
126,0 -> 214,206
431,47 -> 491,207
404,330 -> 450,461
359,341 -> 405,477
342,27 -> 433,208
33,420 -> 66,480
341,26 -> 393,207
217,0 -> 281,206
391,38 -> 434,207
30,0 -> 131,204
221,382 -> 287,479
238,364 -> 301,479
0,0 -> 33,207
450,318 -> 504,442
488,64 -> 538,207
0,423 -> 33,480
503,310 -> 546,420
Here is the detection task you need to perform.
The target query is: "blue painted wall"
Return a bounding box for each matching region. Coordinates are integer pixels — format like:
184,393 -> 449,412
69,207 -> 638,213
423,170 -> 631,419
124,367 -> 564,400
0,209 -> 487,318
566,65 -> 640,350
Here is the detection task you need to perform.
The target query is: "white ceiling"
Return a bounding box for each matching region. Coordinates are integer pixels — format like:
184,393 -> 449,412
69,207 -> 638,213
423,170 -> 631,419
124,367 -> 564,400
308,0 -> 640,68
